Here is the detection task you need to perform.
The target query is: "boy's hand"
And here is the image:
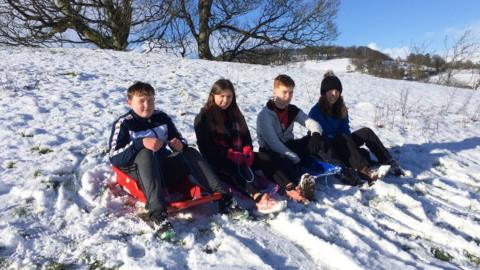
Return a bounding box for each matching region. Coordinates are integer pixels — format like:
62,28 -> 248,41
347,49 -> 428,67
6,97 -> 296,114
169,137 -> 184,151
143,138 -> 163,152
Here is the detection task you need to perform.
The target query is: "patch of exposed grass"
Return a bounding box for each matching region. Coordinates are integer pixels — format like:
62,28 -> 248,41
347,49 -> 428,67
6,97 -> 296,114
20,132 -> 34,138
44,261 -> 70,270
13,206 -> 29,218
431,247 -> 453,262
6,161 -> 15,169
41,179 -> 60,190
57,71 -> 79,77
464,250 -> 480,266
80,253 -> 117,270
0,257 -> 9,269
31,146 -> 53,155
33,169 -> 42,177
88,260 -> 117,270
39,148 -> 53,155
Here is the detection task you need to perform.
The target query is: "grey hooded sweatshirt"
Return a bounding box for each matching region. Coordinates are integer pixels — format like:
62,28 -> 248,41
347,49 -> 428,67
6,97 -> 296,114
256,100 -> 322,163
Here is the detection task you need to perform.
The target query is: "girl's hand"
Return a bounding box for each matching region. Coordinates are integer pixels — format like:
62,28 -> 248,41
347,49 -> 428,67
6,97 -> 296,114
227,148 -> 243,165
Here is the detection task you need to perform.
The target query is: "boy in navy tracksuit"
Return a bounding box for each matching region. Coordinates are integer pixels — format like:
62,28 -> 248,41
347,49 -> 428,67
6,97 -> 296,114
108,82 -> 228,235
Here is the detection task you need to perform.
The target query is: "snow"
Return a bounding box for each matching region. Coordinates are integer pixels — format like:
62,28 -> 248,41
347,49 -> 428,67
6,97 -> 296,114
1,47 -> 480,269
285,58 -> 353,73
429,69 -> 480,89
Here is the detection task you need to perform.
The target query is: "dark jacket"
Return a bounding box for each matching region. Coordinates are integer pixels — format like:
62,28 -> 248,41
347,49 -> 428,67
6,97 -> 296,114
108,110 -> 186,166
194,108 -> 252,169
308,104 -> 350,140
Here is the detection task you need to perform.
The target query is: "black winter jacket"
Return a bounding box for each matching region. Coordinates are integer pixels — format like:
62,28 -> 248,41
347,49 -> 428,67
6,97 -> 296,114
194,108 -> 252,169
108,110 -> 186,166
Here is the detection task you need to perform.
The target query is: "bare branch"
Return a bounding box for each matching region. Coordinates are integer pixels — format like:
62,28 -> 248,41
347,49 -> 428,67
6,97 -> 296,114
0,0 -> 175,50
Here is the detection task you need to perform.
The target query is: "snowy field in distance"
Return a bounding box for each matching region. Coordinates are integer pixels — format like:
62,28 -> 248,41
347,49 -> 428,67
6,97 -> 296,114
285,58 -> 353,73
429,69 -> 480,89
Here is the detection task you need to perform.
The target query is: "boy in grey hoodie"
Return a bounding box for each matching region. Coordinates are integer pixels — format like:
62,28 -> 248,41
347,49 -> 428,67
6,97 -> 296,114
256,74 -> 325,199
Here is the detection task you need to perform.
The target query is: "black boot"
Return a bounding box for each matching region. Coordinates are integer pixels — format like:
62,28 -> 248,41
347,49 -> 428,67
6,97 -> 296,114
220,196 -> 243,213
338,167 -> 363,186
150,211 -> 175,240
385,159 -> 405,176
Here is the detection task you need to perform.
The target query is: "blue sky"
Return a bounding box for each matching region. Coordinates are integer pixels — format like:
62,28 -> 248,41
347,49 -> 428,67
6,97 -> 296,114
335,0 -> 480,59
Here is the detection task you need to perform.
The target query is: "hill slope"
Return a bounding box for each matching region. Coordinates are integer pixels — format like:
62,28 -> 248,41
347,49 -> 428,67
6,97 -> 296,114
0,47 -> 479,269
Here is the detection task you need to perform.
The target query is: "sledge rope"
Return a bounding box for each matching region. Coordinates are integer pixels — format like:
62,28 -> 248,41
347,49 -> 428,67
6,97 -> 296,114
237,165 -> 255,183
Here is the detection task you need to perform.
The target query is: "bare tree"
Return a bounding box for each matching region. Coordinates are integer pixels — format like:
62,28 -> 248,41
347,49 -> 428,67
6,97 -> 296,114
175,0 -> 339,60
144,18 -> 194,57
0,0 -> 175,50
440,30 -> 480,87
0,0 -> 339,61
406,42 -> 431,81
473,74 -> 480,90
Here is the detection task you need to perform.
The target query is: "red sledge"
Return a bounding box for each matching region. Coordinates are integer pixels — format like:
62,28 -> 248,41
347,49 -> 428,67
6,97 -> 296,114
112,166 -> 222,213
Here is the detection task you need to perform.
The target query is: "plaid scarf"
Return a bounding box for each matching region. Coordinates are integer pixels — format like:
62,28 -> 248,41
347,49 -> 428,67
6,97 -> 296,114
210,107 -> 244,153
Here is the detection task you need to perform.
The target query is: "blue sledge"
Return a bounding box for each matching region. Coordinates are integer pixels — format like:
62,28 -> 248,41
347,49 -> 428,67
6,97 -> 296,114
300,156 -> 342,189
300,156 -> 342,177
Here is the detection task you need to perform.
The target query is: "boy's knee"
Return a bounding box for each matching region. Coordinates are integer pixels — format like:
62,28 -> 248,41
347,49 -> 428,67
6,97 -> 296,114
135,148 -> 156,163
186,146 -> 203,155
137,148 -> 155,157
181,146 -> 203,159
183,146 -> 196,153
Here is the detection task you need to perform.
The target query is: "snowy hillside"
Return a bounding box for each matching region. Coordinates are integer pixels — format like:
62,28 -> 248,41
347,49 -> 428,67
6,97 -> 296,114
0,47 -> 479,269
285,58 -> 353,73
429,69 -> 480,90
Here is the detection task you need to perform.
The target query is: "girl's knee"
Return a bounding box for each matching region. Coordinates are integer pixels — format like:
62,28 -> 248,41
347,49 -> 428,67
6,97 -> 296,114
334,133 -> 351,142
359,127 -> 375,135
183,146 -> 201,156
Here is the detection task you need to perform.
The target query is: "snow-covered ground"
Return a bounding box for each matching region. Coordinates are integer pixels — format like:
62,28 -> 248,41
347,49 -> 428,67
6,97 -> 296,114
0,47 -> 479,269
285,58 -> 353,73
430,69 -> 480,89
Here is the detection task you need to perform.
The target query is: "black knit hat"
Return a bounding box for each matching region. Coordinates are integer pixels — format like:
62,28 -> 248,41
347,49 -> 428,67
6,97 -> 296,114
320,70 -> 342,96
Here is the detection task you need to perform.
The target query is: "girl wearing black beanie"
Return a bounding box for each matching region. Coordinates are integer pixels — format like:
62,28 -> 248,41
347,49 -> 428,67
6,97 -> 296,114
308,71 -> 404,184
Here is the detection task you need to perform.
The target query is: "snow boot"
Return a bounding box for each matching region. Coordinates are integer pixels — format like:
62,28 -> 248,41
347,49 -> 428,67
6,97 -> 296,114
151,212 -> 175,240
337,167 -> 363,186
256,193 -> 286,214
385,159 -> 405,176
285,184 -> 308,204
299,173 -> 316,200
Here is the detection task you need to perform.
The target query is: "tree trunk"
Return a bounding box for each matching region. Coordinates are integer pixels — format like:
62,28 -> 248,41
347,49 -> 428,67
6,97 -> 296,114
103,0 -> 132,50
197,0 -> 213,60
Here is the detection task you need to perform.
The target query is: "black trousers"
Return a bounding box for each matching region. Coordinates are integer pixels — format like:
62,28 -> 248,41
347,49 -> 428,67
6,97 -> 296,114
329,127 -> 392,171
212,151 -> 292,199
260,135 -> 326,184
254,151 -> 291,189
119,147 -> 228,216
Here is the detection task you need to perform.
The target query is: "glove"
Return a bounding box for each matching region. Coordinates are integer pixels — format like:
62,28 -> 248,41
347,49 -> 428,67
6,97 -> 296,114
285,151 -> 301,164
308,132 -> 324,154
242,146 -> 254,167
227,148 -> 244,165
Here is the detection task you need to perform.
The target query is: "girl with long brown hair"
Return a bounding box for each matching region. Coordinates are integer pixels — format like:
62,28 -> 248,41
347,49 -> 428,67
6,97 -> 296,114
308,71 -> 404,183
